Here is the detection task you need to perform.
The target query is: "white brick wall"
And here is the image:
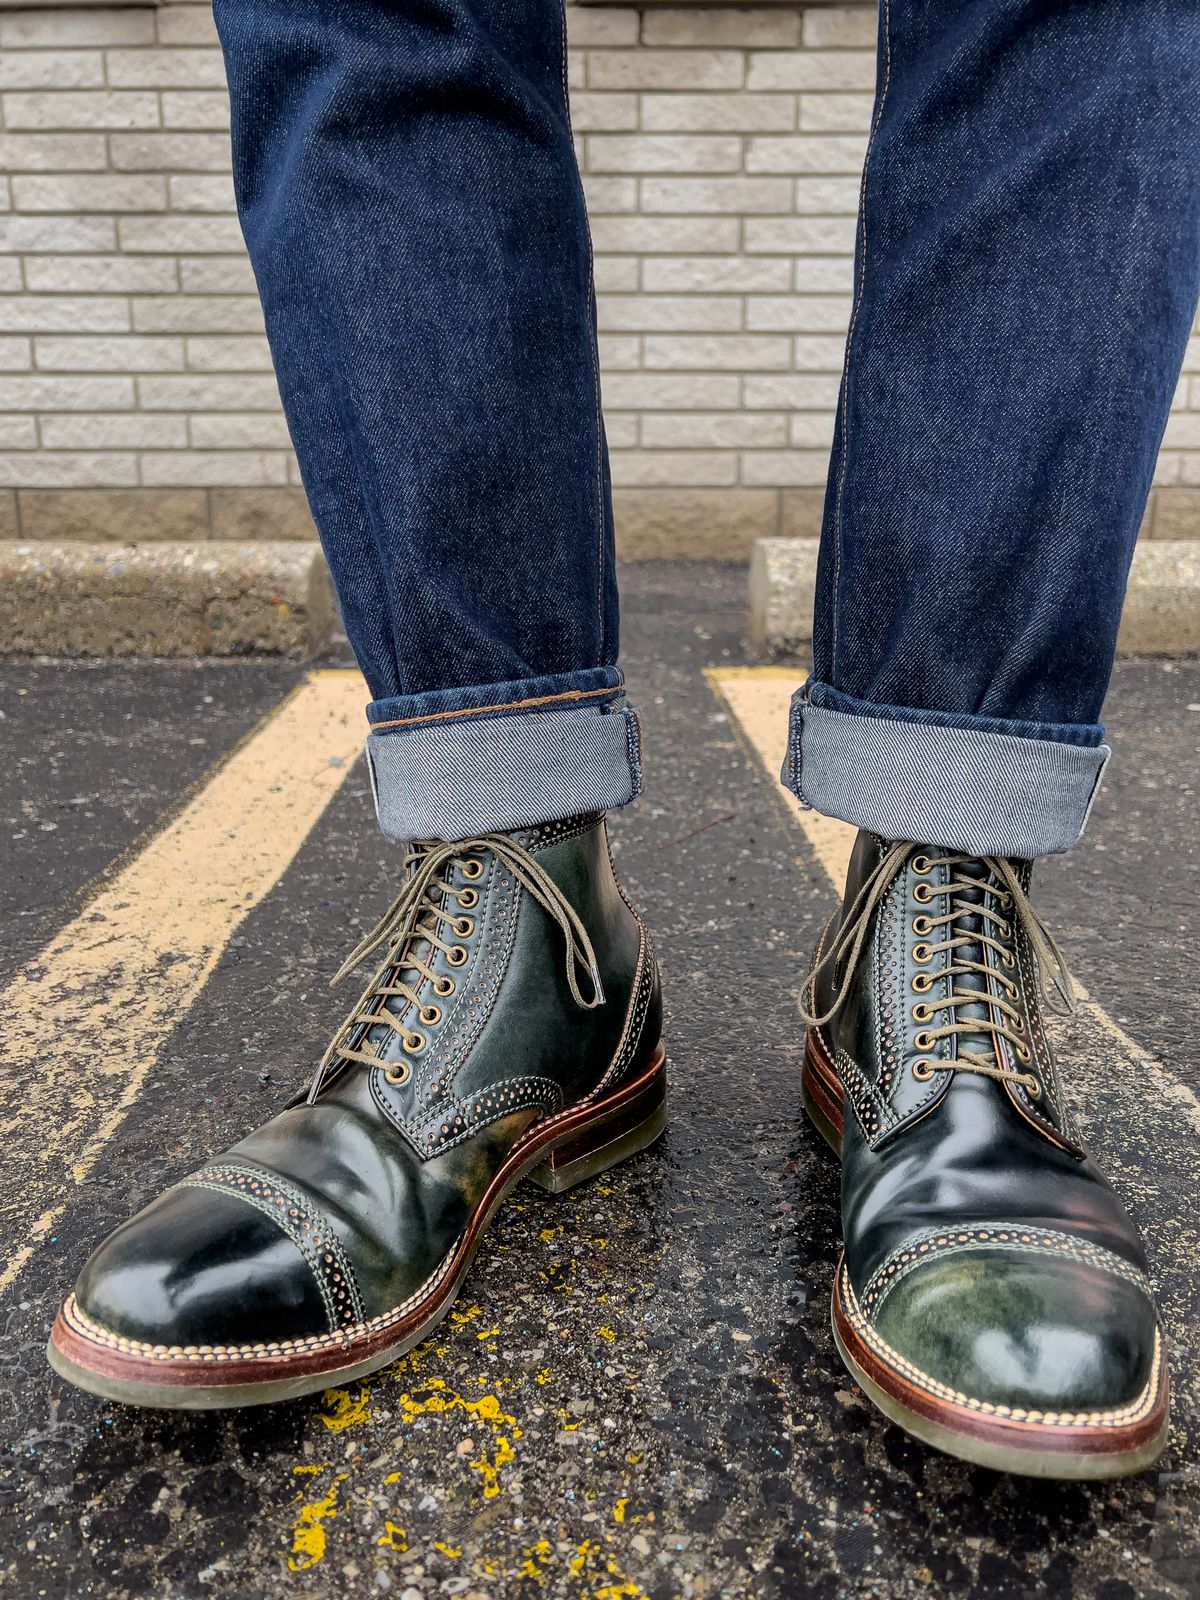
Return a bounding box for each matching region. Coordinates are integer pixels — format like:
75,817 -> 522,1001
0,1 -> 1197,547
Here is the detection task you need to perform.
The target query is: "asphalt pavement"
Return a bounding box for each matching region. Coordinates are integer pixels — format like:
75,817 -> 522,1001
1,562 -> 1198,1600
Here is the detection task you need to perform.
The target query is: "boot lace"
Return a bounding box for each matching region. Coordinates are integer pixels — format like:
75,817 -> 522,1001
799,843 -> 1075,1094
307,833 -> 604,1102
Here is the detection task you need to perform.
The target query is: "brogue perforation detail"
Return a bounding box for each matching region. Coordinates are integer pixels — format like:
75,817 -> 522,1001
517,812 -> 604,852
370,853 -> 521,1148
859,1224 -> 1155,1319
180,1160 -> 364,1333
410,1076 -> 565,1157
1011,927 -> 1075,1139
837,1046 -> 896,1143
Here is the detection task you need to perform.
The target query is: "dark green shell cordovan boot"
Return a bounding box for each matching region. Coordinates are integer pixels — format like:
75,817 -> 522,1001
49,813 -> 664,1408
800,832 -> 1168,1479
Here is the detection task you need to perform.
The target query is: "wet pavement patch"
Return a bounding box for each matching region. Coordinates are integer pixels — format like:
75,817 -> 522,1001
1,565 -> 1197,1598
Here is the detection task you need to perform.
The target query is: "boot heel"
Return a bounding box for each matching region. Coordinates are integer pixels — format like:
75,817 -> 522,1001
526,1046 -> 667,1194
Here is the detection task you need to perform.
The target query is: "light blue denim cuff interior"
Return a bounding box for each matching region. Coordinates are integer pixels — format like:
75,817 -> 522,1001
783,693 -> 1109,858
366,700 -> 643,842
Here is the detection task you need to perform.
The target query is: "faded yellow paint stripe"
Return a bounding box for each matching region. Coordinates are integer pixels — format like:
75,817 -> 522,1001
704,666 -> 855,887
0,669 -> 369,1291
705,665 -> 1200,1131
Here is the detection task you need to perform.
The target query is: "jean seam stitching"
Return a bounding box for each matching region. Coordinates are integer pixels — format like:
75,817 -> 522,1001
370,684 -> 618,731
558,0 -> 607,664
829,0 -> 892,684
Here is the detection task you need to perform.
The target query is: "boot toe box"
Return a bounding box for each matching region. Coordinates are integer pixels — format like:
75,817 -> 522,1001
73,1183 -> 332,1352
866,1246 -> 1162,1419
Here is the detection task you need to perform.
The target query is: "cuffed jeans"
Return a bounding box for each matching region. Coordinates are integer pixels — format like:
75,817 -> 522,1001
213,0 -> 1200,859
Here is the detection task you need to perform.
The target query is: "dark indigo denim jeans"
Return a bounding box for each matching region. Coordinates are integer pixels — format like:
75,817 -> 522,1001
213,0 -> 1200,857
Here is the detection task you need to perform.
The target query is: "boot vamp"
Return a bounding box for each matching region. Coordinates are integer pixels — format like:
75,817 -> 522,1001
842,1074 -> 1150,1289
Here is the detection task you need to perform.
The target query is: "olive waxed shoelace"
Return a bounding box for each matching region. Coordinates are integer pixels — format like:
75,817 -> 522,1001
306,834 -> 605,1102
799,843 -> 1075,1094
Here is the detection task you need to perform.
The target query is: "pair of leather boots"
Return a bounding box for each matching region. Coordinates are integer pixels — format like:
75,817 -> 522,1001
48,815 -> 1167,1479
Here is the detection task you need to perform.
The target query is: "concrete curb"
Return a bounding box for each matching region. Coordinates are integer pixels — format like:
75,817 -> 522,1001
0,541 -> 336,659
748,538 -> 1200,658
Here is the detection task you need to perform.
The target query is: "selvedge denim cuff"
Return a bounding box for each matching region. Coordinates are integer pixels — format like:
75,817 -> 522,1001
784,682 -> 1109,859
365,672 -> 642,842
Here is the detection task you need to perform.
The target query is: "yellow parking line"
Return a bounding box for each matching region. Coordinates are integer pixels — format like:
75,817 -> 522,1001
0,669 -> 369,1291
705,665 -> 1200,1132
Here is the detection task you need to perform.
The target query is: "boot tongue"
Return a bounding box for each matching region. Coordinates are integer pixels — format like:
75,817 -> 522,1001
942,857 -> 1000,1067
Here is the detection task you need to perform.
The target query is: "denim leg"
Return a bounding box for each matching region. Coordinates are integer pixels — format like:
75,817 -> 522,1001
787,0 -> 1200,858
213,0 -> 634,840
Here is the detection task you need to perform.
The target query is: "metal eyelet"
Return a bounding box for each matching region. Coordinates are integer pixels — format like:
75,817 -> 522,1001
420,1004 -> 442,1026
911,942 -> 933,964
913,882 -> 934,903
911,1058 -> 935,1081
1024,1074 -> 1040,1095
911,854 -> 932,875
911,1002 -> 934,1023
914,1030 -> 935,1051
384,1062 -> 411,1086
461,858 -> 485,880
434,975 -> 456,997
912,972 -> 934,993
453,916 -> 474,938
1001,951 -> 1016,970
406,1030 -> 427,1053
457,887 -> 479,909
447,945 -> 469,967
1016,1043 -> 1033,1064
1011,1014 -> 1025,1034
912,915 -> 933,936
997,920 -> 1012,940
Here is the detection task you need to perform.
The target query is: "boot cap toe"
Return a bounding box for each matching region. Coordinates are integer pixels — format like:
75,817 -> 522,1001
74,1184 -> 331,1351
868,1246 -> 1160,1418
